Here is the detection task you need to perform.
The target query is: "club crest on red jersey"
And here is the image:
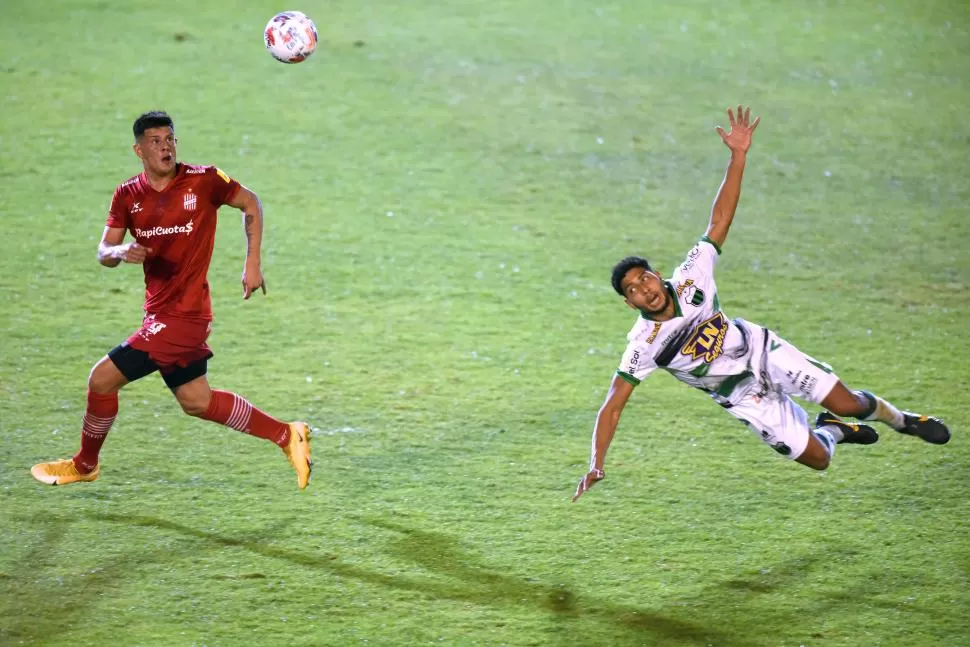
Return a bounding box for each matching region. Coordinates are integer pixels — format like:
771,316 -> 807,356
682,312 -> 727,363
184,191 -> 197,211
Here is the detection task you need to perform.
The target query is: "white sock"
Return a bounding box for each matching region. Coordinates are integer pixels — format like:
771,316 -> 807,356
813,427 -> 839,458
858,391 -> 905,430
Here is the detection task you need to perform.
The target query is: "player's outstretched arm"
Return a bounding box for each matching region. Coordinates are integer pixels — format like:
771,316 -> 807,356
705,105 -> 760,250
226,185 -> 267,299
572,374 -> 635,502
97,226 -> 151,267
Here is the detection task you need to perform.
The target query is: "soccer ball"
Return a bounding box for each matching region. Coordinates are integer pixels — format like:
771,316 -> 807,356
264,11 -> 318,64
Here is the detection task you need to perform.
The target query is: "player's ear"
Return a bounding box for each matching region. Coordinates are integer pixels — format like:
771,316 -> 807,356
133,141 -> 143,160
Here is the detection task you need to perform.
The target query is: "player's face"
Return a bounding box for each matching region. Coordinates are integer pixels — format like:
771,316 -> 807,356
621,267 -> 670,316
134,126 -> 178,177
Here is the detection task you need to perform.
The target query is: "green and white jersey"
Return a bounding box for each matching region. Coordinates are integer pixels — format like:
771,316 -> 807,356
616,237 -> 754,402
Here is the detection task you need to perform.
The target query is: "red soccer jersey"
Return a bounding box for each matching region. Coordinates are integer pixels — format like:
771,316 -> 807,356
106,163 -> 241,321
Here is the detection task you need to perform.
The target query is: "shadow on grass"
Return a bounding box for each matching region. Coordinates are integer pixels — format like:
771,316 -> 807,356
71,511 -> 743,646
11,512 -> 946,647
0,516 -> 132,646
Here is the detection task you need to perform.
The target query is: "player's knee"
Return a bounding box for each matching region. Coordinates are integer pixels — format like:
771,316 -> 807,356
87,361 -> 123,394
172,379 -> 212,418
179,397 -> 209,417
797,444 -> 831,471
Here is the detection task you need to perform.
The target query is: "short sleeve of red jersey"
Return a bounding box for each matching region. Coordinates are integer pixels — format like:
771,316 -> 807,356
105,186 -> 129,229
208,166 -> 242,207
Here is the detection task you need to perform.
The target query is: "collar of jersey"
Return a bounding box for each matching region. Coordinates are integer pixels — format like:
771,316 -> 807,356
140,163 -> 183,193
639,281 -> 682,321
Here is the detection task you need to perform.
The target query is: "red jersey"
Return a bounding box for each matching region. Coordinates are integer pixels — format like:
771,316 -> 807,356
106,163 -> 241,321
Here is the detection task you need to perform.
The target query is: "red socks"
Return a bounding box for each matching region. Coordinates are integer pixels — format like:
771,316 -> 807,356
72,389 -> 288,474
73,390 -> 118,473
200,389 -> 290,447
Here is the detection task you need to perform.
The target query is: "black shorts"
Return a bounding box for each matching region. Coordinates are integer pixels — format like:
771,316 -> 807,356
108,342 -> 210,390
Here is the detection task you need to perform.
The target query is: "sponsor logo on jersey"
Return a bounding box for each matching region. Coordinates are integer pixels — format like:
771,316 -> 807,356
681,312 -> 728,363
680,246 -> 702,272
646,322 -> 662,344
183,191 -> 197,211
799,374 -> 818,396
131,201 -> 143,214
628,348 -> 640,373
135,220 -> 195,239
137,315 -> 168,341
186,167 -> 207,174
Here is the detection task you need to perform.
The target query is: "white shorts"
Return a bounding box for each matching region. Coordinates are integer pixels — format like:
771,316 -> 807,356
723,322 -> 841,460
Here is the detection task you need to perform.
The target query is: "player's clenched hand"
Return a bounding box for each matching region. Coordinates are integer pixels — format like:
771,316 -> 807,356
572,468 -> 605,502
716,105 -> 760,154
242,261 -> 267,300
117,242 -> 152,264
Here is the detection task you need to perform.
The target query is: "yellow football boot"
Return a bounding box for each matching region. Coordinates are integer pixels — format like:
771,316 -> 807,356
31,459 -> 101,486
282,422 -> 312,490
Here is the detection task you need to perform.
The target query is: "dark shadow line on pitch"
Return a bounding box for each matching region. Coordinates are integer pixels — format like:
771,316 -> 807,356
0,515 -> 154,645
88,511 -> 743,646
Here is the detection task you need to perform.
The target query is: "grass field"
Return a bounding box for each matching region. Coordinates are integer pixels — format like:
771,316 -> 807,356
1,1 -> 969,645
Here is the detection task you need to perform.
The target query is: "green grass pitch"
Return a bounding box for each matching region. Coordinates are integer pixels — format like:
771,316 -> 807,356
1,1 -> 968,645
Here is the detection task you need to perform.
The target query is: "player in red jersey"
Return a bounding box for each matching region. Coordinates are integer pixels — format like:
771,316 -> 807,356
30,111 -> 312,489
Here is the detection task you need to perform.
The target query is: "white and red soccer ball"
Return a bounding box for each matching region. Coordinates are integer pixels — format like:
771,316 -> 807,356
264,11 -> 318,64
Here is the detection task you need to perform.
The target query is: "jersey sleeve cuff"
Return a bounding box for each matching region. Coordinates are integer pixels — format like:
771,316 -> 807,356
700,235 -> 722,255
615,371 -> 641,386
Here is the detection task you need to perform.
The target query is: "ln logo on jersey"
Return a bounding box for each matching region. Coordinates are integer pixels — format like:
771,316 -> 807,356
183,191 -> 197,211
681,312 -> 728,363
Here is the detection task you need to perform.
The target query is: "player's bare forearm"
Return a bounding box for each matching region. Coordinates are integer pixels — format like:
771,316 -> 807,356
240,196 -> 264,262
706,106 -> 760,248
226,185 -> 264,262
573,376 -> 634,501
243,208 -> 264,262
705,152 -> 747,248
572,409 -> 619,502
227,186 -> 268,299
589,405 -> 622,471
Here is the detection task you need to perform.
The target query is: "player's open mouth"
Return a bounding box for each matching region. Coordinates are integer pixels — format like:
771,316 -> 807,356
161,155 -> 173,163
